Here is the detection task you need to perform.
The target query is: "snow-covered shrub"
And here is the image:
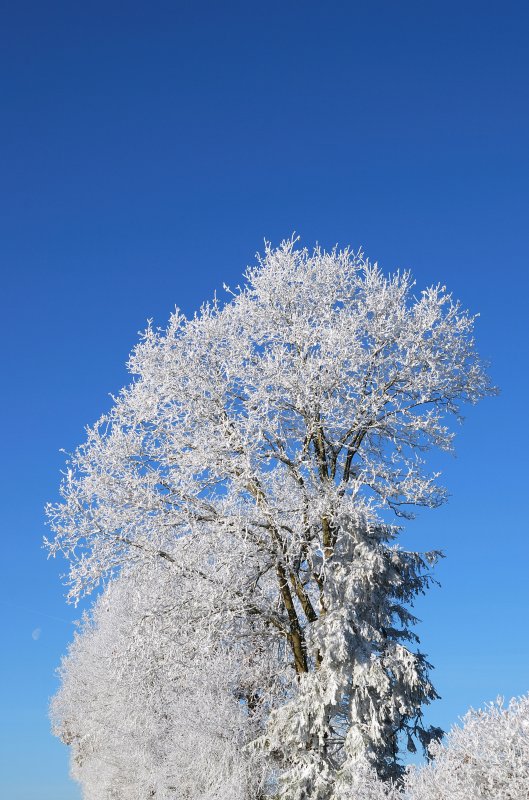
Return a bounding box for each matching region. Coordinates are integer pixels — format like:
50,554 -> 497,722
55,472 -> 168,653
404,694 -> 529,800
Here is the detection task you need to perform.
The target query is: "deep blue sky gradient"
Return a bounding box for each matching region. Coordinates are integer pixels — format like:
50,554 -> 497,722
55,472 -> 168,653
1,2 -> 528,797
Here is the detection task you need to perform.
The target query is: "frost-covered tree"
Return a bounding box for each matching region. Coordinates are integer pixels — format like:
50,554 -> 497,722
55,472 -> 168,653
51,560 -> 267,800
47,240 -> 494,794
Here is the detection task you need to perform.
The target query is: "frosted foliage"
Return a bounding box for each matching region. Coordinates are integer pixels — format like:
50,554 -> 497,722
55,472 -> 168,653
260,512 -> 443,794
404,695 -> 529,800
51,563 -> 267,800
47,241 -> 494,794
334,758 -> 400,800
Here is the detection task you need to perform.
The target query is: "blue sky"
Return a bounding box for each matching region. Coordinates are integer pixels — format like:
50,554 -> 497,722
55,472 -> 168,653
1,2 -> 528,796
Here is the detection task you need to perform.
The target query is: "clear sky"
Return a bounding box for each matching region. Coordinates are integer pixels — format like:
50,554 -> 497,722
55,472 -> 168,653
1,2 -> 528,797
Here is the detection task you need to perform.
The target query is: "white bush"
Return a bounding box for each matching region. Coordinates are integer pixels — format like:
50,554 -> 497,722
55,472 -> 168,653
404,694 -> 529,800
